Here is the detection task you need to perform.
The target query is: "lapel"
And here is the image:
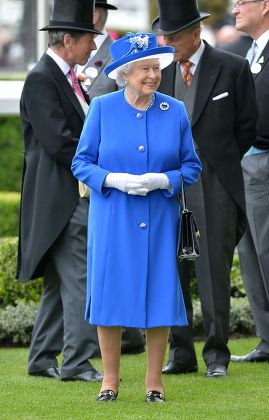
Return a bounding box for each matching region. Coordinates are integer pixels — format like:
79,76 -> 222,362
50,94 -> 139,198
252,40 -> 269,80
191,42 -> 222,127
83,35 -> 113,89
42,54 -> 85,121
159,63 -> 176,96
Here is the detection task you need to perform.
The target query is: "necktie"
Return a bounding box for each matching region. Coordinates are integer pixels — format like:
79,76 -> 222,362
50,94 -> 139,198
245,41 -> 257,65
68,67 -> 85,101
181,60 -> 193,87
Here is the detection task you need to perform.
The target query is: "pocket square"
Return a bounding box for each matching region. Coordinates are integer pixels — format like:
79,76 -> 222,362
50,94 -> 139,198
212,92 -> 229,101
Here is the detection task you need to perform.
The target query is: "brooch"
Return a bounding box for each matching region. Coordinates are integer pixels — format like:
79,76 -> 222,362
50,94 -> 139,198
160,102 -> 169,111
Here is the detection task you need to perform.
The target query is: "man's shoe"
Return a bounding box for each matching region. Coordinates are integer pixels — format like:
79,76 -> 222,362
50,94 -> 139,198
96,389 -> 118,402
145,390 -> 165,403
230,348 -> 269,363
61,367 -> 103,382
29,367 -> 60,378
162,361 -> 198,375
205,362 -> 227,378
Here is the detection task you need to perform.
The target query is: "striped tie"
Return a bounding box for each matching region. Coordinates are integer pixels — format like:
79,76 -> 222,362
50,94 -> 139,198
68,68 -> 85,101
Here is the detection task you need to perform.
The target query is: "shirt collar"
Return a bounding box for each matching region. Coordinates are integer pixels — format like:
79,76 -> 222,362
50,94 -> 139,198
46,48 -> 70,76
178,40 -> 205,73
254,29 -> 269,62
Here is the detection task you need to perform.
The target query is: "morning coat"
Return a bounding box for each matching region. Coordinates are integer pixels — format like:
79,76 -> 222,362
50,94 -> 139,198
17,54 -> 87,280
72,90 -> 202,328
159,41 -> 258,243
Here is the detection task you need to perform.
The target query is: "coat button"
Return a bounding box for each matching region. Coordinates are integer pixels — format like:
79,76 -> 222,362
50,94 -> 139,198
136,113 -> 143,119
138,145 -> 145,152
139,222 -> 147,229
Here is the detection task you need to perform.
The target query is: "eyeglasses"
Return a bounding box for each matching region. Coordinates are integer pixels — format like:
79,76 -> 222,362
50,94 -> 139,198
233,0 -> 264,8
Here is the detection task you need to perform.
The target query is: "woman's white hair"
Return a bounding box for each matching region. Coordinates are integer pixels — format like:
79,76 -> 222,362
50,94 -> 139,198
115,63 -> 134,86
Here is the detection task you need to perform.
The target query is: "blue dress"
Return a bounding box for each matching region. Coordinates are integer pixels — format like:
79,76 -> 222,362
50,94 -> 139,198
72,90 -> 201,328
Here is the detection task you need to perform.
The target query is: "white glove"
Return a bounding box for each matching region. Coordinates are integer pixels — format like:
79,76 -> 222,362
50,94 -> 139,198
139,173 -> 170,192
104,173 -> 149,196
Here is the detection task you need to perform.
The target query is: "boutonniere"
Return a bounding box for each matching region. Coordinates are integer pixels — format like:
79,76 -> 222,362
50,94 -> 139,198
77,73 -> 91,87
251,56 -> 264,74
94,60 -> 103,67
83,66 -> 99,79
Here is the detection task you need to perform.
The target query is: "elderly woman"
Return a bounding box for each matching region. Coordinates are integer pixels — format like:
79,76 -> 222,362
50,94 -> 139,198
71,32 -> 201,403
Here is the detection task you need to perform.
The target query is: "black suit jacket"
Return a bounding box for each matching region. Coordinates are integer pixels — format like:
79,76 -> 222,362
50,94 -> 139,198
17,54 -> 87,280
159,41 -> 258,242
224,36 -> 269,150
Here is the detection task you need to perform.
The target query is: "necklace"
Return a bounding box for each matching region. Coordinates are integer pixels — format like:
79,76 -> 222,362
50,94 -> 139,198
124,90 -> 154,111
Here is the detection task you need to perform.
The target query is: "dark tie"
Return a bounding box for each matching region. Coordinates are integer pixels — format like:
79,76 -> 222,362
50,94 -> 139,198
181,60 -> 193,87
68,68 -> 85,101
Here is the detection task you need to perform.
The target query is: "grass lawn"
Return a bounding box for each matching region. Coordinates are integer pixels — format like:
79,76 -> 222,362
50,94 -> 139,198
0,337 -> 268,419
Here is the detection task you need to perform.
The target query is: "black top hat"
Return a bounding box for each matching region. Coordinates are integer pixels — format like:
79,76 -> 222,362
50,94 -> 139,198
152,0 -> 210,35
95,0 -> 117,10
39,0 -> 102,34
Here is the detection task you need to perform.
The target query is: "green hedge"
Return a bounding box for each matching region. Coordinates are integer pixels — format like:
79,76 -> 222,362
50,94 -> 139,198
0,297 -> 254,347
0,192 -> 20,237
0,237 -> 255,345
0,237 -> 43,307
0,116 -> 23,192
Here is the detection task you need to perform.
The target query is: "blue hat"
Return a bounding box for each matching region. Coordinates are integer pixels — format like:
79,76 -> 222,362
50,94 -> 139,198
104,32 -> 174,79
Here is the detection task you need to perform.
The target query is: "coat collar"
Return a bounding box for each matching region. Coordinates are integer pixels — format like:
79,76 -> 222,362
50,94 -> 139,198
191,41 -> 222,127
42,54 -> 85,121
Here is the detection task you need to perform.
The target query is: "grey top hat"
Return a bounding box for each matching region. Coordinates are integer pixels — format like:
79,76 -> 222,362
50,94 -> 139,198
95,0 -> 118,10
152,0 -> 210,35
39,0 -> 102,35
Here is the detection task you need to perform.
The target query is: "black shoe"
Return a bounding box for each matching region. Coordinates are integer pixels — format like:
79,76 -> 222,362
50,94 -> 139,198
96,390 -> 118,402
162,361 -> 198,375
205,362 -> 227,378
29,367 -> 60,379
145,390 -> 165,403
61,367 -> 103,382
230,348 -> 269,363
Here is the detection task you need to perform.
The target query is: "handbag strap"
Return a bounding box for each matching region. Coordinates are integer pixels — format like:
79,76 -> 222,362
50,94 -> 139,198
177,176 -> 187,211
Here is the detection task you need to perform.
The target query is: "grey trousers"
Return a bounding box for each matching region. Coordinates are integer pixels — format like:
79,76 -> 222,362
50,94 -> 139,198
237,152 -> 269,352
28,199 -> 144,378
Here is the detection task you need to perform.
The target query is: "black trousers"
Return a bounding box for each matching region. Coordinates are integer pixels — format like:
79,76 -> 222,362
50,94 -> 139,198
168,158 -> 237,368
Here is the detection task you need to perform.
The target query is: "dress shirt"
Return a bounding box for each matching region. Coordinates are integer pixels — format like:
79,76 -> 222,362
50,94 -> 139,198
179,40 -> 205,75
46,48 -> 73,86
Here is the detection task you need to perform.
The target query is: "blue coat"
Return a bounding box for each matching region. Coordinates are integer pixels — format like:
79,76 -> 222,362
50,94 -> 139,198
72,90 -> 201,328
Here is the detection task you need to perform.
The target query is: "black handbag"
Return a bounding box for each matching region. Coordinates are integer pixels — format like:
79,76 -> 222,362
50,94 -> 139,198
177,177 -> 200,261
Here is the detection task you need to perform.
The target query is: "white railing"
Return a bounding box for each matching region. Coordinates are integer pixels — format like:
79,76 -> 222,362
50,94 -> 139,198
0,81 -> 24,115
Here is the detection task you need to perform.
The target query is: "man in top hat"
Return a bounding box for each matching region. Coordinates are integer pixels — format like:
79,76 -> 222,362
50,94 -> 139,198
76,0 -> 118,100
227,0 -> 269,365
76,0 -> 146,356
17,0 -> 104,381
152,0 -> 258,377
